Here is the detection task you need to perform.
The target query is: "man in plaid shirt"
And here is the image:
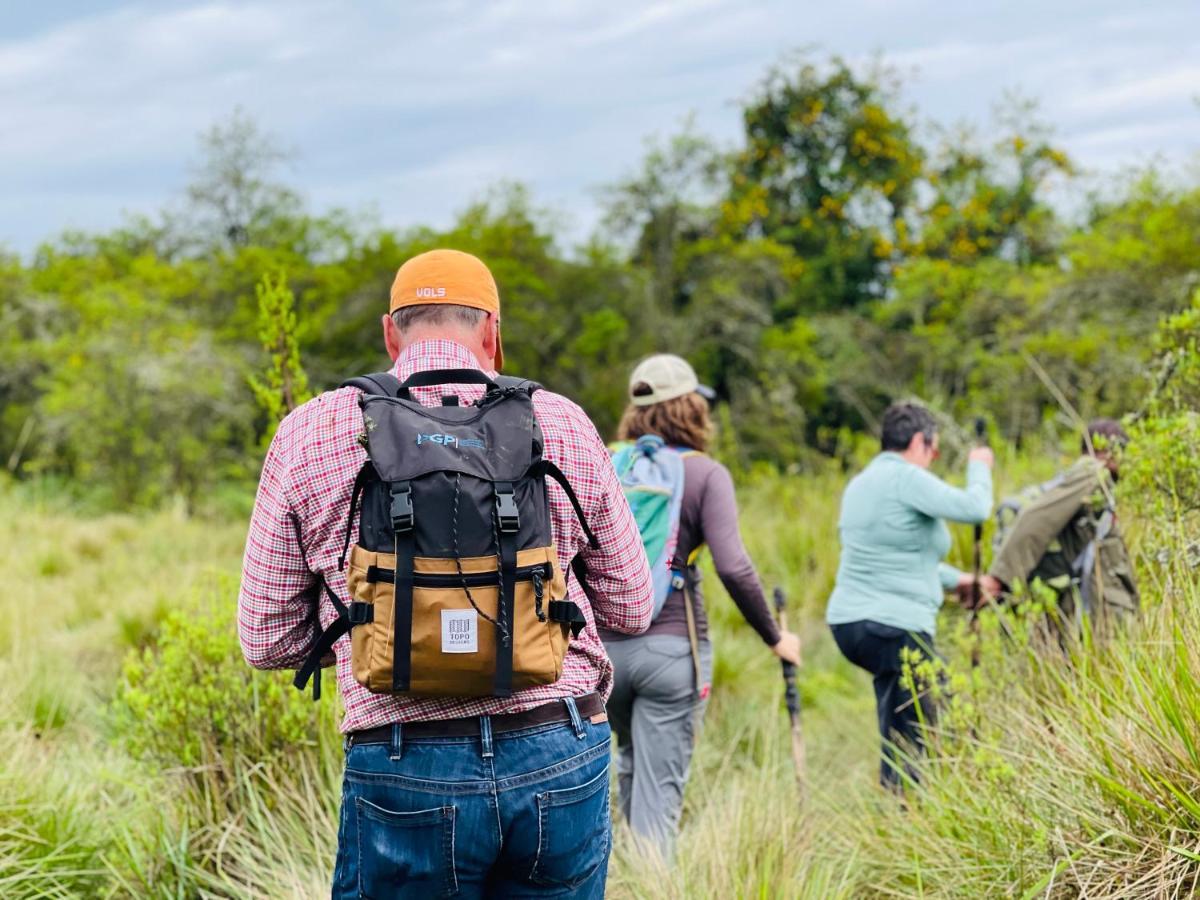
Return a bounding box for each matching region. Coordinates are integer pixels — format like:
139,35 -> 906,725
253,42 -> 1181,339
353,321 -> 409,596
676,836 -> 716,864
239,249 -> 653,897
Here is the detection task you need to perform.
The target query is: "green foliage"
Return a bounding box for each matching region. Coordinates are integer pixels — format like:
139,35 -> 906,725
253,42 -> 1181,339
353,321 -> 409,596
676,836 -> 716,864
3,55 -> 1199,502
731,56 -> 924,312
185,106 -> 302,250
248,270 -> 312,446
918,102 -> 1073,266
1122,285 -> 1200,547
113,583 -> 321,770
31,279 -> 254,508
602,122 -> 726,311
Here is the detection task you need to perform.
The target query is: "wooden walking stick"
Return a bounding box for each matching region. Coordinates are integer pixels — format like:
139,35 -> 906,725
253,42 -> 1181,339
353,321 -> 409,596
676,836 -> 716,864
773,587 -> 806,796
970,417 -> 988,670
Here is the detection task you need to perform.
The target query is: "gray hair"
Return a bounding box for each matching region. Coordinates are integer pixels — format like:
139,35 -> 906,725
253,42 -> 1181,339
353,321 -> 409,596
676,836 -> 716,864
880,402 -> 937,452
392,304 -> 487,333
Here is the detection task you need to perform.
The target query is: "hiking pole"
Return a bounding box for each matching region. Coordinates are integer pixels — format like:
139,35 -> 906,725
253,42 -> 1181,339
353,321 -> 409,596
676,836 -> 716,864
970,417 -> 988,670
773,587 -> 806,797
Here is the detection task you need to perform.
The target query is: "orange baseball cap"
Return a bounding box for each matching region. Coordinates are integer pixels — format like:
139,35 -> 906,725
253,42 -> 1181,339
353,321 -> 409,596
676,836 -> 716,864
389,248 -> 504,370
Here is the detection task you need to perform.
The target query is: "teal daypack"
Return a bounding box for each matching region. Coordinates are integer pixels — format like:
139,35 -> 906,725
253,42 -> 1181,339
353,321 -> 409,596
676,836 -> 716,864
610,435 -> 688,619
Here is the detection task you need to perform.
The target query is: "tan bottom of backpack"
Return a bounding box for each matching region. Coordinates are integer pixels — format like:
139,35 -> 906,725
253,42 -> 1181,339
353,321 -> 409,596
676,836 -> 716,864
345,544 -> 571,697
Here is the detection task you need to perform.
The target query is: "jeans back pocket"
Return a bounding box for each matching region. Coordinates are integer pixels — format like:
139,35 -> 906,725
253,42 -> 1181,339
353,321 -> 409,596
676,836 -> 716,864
356,798 -> 457,898
529,765 -> 611,890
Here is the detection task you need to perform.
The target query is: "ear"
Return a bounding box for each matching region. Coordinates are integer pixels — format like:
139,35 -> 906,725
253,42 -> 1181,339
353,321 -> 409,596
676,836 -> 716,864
480,312 -> 499,363
382,313 -> 402,361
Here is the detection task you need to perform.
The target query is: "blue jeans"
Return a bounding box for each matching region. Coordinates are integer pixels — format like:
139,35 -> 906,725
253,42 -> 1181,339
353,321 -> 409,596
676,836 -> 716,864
332,700 -> 612,898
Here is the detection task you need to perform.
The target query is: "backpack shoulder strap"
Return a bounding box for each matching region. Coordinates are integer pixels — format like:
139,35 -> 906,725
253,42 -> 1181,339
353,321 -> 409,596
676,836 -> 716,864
341,371 -> 403,397
527,459 -> 598,549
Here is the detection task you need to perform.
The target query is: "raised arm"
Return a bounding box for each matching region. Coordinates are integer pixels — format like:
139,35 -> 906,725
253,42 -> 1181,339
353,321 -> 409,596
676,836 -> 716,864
903,459 -> 993,524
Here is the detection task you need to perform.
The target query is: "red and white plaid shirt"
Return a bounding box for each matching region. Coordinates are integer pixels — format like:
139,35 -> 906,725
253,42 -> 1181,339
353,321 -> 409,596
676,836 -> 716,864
238,339 -> 653,731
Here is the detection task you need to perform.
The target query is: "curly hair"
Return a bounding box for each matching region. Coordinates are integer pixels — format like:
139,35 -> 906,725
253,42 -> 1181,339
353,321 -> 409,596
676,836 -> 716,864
616,392 -> 712,451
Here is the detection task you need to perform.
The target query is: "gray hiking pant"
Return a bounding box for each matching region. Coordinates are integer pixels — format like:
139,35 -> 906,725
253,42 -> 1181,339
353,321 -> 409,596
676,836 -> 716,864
605,634 -> 713,859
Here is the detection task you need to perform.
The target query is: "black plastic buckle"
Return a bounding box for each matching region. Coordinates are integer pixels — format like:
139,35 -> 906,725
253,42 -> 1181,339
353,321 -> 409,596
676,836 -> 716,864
390,483 -> 414,532
496,489 -> 520,533
348,602 -> 374,625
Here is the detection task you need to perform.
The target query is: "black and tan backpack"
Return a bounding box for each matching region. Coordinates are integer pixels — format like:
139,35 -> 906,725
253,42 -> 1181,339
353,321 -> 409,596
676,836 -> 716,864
294,368 -> 596,700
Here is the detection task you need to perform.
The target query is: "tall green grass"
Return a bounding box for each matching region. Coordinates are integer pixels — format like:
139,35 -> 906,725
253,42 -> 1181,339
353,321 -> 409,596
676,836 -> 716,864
1,447 -> 1197,896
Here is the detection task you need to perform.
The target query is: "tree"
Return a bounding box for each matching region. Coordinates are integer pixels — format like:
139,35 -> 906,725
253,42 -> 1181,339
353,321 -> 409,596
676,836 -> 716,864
599,125 -> 822,459
728,55 -> 924,313
918,101 -> 1073,266
186,108 -> 301,250
248,271 -> 312,447
33,279 -> 254,509
0,256 -> 59,473
1122,285 -> 1200,541
602,123 -> 727,319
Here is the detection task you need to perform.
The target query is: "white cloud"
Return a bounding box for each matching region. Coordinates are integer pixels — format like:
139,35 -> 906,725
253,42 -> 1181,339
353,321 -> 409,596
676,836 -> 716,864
567,0 -> 730,48
1068,64 -> 1200,115
1068,119 -> 1198,156
0,0 -> 1198,254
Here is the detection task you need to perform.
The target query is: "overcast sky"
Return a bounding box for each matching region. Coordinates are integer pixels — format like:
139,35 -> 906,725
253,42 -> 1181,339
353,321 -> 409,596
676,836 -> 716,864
2,0 -> 1197,256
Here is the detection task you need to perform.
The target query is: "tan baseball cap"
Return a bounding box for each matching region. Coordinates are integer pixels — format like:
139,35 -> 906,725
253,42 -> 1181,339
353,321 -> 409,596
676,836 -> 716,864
390,248 -> 504,370
628,354 -> 717,407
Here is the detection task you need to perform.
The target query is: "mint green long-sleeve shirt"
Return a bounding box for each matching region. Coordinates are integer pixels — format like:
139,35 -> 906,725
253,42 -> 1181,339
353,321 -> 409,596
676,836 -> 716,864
826,453 -> 993,636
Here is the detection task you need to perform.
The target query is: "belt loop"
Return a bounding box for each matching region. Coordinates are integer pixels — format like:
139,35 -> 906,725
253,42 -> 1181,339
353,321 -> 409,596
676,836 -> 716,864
564,697 -> 585,739
389,723 -> 403,761
480,716 -> 494,759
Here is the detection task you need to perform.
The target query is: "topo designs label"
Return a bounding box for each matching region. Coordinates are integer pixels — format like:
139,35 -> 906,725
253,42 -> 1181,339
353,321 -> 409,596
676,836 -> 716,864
441,609 -> 478,654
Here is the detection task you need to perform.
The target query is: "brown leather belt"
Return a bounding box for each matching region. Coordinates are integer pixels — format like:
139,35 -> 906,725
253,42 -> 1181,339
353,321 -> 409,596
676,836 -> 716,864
345,693 -> 606,747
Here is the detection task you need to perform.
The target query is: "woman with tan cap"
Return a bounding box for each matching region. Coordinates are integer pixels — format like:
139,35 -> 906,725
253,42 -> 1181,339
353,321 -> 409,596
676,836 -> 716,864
600,353 -> 801,859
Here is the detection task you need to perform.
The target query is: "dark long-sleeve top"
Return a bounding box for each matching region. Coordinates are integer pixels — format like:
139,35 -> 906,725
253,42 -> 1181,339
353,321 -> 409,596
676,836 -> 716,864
600,453 -> 781,647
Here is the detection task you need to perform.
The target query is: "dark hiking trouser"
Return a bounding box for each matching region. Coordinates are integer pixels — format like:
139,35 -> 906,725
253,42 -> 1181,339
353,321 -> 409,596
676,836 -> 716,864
605,634 -> 713,859
830,620 -> 936,790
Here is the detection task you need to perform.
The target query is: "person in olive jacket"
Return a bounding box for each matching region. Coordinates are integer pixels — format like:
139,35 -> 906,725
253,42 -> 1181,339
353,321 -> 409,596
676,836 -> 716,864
981,419 -> 1138,639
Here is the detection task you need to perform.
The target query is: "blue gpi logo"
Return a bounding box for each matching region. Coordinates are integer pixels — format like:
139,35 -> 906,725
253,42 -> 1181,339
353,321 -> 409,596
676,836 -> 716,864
417,433 -> 486,449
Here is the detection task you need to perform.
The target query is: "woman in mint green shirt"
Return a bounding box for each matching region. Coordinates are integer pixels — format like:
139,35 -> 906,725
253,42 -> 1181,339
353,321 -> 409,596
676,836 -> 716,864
827,403 -> 993,790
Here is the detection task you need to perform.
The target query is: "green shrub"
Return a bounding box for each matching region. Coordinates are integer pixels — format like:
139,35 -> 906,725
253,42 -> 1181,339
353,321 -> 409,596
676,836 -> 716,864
1122,285 -> 1200,554
37,553 -> 65,577
113,577 -> 326,771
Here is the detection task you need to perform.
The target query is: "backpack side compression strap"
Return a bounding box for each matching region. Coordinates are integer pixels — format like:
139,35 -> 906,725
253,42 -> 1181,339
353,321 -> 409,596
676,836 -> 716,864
568,556 -> 600,631
548,599 -> 586,637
